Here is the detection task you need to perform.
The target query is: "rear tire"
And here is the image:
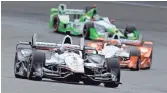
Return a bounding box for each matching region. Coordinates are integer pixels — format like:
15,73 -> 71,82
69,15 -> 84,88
83,23 -> 93,39
104,57 -> 120,88
27,51 -> 45,81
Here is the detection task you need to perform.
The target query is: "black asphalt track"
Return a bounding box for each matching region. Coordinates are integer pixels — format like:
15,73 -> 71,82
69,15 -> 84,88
2,1 -> 167,93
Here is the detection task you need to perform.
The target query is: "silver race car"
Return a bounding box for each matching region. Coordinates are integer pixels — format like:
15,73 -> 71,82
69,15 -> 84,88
14,34 -> 121,88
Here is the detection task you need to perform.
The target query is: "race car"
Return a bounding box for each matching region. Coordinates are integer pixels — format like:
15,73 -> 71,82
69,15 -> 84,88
114,34 -> 153,70
14,34 -> 121,88
81,5 -> 141,40
110,28 -> 153,70
88,33 -> 153,71
49,4 -> 85,35
49,4 -> 130,40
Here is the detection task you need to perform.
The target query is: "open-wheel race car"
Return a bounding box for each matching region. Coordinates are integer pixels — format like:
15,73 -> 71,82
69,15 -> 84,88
14,34 -> 121,88
112,33 -> 153,70
87,33 -> 153,71
49,4 -> 142,41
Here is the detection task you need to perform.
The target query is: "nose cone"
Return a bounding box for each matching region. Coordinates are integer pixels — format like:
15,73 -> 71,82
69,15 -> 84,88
65,56 -> 85,73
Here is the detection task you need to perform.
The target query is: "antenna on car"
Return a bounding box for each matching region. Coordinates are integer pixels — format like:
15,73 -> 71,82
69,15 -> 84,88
80,37 -> 85,50
32,34 -> 37,46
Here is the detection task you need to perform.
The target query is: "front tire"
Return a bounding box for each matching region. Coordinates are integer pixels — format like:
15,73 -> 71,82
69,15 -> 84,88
147,51 -> 153,69
14,52 -> 27,79
27,51 -> 45,81
83,23 -> 93,39
129,47 -> 141,71
53,16 -> 59,32
104,57 -> 120,88
130,58 -> 140,71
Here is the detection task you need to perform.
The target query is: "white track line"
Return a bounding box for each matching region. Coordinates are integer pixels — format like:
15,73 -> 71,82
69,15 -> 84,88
112,2 -> 167,9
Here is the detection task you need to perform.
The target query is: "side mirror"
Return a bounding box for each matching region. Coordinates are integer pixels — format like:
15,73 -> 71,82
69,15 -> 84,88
16,41 -> 32,49
92,4 -> 96,8
18,41 -> 31,45
50,8 -> 59,14
110,19 -> 115,23
110,17 -> 115,23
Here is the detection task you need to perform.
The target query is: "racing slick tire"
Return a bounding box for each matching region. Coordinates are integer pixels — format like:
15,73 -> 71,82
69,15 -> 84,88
53,16 -> 60,32
14,52 -> 27,79
147,51 -> 153,69
83,22 -> 94,39
129,47 -> 141,71
27,51 -> 45,81
104,57 -> 121,88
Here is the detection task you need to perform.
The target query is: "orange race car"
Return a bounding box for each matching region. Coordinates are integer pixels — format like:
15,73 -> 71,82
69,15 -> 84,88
87,38 -> 153,71
119,39 -> 153,70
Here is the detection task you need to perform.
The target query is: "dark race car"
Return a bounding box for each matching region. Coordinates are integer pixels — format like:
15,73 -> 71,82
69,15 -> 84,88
14,34 -> 121,88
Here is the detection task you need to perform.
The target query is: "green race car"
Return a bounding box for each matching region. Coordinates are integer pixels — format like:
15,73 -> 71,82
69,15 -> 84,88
49,4 -> 85,36
49,4 -> 140,40
81,5 -> 141,40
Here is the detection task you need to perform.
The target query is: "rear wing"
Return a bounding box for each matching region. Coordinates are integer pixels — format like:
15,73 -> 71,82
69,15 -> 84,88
16,34 -> 61,50
65,9 -> 85,15
108,33 -> 142,46
16,34 -> 86,51
51,4 -> 85,15
31,34 -> 60,48
32,34 -> 96,51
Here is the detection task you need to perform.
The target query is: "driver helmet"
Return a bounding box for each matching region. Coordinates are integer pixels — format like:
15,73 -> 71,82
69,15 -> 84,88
121,44 -> 127,50
93,14 -> 101,21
